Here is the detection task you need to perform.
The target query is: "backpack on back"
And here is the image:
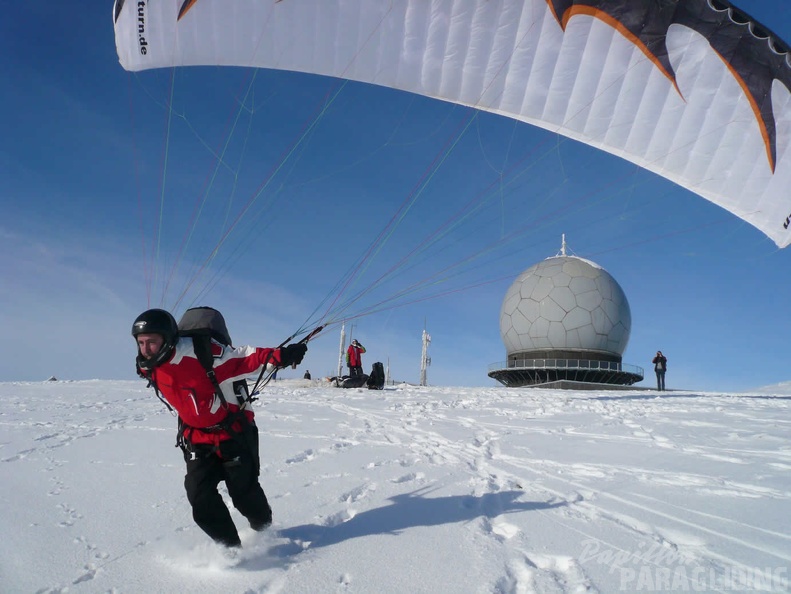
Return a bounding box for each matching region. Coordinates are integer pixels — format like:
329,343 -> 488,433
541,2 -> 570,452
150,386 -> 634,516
178,306 -> 232,347
177,307 -> 250,405
178,306 -> 232,371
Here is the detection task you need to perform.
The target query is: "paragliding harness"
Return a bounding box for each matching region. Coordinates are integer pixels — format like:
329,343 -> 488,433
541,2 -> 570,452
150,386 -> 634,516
175,306 -> 261,461
137,306 -> 323,460
136,307 -> 264,461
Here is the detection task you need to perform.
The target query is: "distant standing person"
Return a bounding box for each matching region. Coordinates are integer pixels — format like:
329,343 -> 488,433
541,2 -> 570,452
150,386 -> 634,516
652,350 -> 667,391
303,370 -> 311,380
346,339 -> 366,377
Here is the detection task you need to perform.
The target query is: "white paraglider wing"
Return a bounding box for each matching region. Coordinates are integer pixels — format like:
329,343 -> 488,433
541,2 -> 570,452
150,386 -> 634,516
113,0 -> 791,247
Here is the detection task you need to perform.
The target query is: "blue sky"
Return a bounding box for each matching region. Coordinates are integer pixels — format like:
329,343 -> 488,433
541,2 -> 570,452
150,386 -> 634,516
3,2 -> 791,390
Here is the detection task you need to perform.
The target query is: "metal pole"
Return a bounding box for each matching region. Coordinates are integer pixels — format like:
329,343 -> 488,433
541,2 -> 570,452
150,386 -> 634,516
337,322 -> 346,379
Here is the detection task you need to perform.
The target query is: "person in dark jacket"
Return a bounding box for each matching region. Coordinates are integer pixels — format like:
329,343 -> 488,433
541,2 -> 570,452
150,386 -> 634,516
652,350 -> 668,391
346,339 -> 366,377
132,309 -> 307,548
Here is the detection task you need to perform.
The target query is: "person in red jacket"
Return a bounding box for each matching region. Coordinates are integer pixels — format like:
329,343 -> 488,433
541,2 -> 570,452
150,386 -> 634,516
132,309 -> 307,548
346,339 -> 366,377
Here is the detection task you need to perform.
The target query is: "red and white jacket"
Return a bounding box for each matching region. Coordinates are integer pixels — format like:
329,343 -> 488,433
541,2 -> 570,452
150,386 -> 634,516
141,337 -> 283,447
346,343 -> 366,367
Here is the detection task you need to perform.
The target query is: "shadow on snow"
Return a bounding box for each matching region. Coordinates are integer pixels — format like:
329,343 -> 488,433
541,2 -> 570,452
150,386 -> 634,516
273,488 -> 564,552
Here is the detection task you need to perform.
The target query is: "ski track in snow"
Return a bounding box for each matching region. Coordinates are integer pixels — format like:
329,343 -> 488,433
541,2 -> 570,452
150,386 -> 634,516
1,381 -> 790,592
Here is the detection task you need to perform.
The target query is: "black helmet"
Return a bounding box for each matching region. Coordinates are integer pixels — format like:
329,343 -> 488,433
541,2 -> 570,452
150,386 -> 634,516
132,309 -> 179,369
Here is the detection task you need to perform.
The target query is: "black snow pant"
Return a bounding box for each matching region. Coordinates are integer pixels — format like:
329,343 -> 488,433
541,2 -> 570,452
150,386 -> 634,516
349,365 -> 363,377
183,423 -> 272,547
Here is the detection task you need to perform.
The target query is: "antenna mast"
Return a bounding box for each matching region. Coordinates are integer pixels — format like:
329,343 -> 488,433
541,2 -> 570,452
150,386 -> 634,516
420,324 -> 431,386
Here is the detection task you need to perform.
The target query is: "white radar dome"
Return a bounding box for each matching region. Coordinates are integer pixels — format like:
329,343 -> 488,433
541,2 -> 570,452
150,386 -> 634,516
500,255 -> 631,357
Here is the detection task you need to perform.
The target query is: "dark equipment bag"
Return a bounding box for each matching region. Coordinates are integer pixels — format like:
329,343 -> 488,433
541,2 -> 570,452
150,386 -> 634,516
367,362 -> 385,390
177,306 -> 234,384
177,306 -> 251,406
178,306 -> 232,347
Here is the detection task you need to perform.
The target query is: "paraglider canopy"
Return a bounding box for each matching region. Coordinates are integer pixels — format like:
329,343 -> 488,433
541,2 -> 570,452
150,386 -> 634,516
113,0 -> 791,247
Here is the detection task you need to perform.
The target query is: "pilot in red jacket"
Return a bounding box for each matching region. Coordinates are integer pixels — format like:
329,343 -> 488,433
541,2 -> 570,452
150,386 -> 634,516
132,308 -> 306,548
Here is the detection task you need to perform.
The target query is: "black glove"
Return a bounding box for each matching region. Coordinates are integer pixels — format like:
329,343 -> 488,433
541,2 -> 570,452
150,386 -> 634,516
279,343 -> 308,367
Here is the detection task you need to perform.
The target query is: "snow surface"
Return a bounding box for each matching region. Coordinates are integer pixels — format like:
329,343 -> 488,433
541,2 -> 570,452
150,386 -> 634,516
2,379 -> 790,593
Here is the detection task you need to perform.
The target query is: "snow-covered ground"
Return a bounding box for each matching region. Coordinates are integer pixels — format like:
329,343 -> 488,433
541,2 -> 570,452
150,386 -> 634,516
2,379 -> 790,593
